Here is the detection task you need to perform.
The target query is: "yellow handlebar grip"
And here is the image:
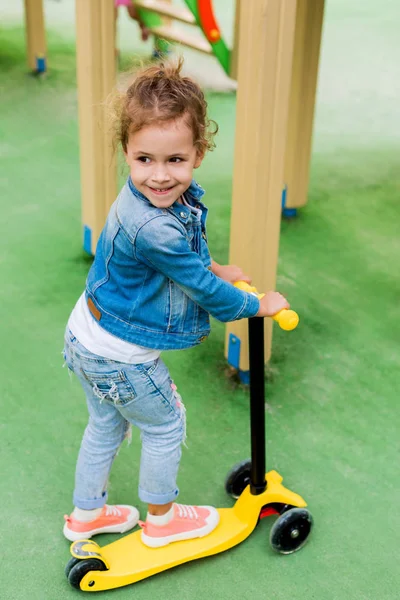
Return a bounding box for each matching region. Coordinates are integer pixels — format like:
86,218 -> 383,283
234,281 -> 299,331
233,281 -> 261,296
233,281 -> 258,294
272,309 -> 299,331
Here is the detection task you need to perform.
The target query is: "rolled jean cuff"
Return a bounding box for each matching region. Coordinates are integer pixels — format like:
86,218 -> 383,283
73,490 -> 108,510
138,485 -> 179,505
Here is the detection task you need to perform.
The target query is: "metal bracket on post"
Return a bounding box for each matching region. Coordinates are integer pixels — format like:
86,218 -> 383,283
282,185 -> 297,218
227,334 -> 250,384
227,333 -> 240,369
83,225 -> 92,256
35,54 -> 46,74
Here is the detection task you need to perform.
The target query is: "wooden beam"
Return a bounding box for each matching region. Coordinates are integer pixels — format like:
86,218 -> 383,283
151,25 -> 212,54
24,0 -> 47,73
229,0 -> 240,80
75,0 -> 117,255
284,0 -> 324,209
100,0 -> 118,230
134,0 -> 196,25
225,0 -> 297,375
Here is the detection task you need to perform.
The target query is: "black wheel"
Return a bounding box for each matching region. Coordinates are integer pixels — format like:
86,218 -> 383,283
65,557 -> 81,579
225,459 -> 252,499
269,507 -> 313,554
67,558 -> 107,590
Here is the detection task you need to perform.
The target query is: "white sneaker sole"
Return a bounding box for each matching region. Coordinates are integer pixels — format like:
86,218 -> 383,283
63,506 -> 140,542
141,507 -> 220,548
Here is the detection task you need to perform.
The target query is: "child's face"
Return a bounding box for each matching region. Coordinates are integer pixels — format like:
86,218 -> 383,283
124,116 -> 203,208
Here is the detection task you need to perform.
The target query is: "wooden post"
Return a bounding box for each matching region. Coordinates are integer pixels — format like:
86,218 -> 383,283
75,0 -> 117,255
225,0 -> 297,379
283,0 -> 325,210
24,0 -> 47,73
229,0 -> 241,80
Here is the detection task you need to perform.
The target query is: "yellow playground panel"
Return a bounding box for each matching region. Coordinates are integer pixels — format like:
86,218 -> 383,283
71,1 -> 325,378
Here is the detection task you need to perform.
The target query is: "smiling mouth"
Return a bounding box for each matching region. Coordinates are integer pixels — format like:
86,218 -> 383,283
148,186 -> 174,196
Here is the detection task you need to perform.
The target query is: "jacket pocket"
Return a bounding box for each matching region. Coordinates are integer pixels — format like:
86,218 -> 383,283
167,279 -> 187,332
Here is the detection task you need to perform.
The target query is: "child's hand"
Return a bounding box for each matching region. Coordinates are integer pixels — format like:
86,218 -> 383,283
256,291 -> 290,317
215,264 -> 252,284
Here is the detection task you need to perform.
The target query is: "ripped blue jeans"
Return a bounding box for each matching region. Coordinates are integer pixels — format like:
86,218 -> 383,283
63,328 -> 186,509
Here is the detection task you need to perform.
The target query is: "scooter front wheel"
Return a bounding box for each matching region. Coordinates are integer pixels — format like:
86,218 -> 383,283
67,558 -> 107,590
269,507 -> 313,554
225,459 -> 252,499
65,557 -> 80,578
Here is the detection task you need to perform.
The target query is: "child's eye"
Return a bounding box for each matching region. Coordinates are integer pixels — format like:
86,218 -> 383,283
169,157 -> 183,163
137,156 -> 151,163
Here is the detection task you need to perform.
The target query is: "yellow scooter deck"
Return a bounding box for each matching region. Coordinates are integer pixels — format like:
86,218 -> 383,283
72,470 -> 306,592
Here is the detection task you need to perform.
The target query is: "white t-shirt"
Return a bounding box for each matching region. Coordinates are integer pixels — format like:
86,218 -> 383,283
68,293 -> 161,364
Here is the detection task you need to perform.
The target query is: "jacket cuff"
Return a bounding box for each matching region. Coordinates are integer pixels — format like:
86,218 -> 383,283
233,291 -> 260,320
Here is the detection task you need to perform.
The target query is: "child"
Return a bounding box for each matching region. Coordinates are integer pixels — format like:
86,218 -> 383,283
63,59 -> 290,548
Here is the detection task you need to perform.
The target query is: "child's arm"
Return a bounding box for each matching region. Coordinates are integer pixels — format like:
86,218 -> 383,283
211,260 -> 252,285
135,217 -> 260,323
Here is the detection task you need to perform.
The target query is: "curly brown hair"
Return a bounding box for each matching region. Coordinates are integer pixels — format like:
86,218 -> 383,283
110,57 -> 218,156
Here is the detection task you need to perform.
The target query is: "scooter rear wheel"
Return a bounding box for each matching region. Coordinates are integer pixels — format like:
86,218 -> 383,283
225,459 -> 252,499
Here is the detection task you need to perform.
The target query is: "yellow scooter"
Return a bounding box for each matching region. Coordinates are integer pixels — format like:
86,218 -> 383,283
65,283 -> 313,592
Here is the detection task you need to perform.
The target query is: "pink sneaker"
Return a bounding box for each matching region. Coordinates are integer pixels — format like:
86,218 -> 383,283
63,504 -> 140,542
140,503 -> 220,548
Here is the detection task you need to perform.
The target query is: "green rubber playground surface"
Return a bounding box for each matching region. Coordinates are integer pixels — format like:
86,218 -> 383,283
0,1 -> 399,598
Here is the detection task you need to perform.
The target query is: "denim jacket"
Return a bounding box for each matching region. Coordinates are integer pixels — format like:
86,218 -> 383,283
85,178 -> 260,350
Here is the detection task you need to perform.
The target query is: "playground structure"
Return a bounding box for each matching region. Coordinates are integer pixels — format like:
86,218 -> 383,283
23,0 -> 325,379
134,0 -> 237,78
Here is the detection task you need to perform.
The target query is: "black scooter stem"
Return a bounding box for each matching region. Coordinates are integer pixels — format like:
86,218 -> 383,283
248,317 -> 267,494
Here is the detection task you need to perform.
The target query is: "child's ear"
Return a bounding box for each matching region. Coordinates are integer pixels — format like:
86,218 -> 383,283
194,151 -> 204,169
